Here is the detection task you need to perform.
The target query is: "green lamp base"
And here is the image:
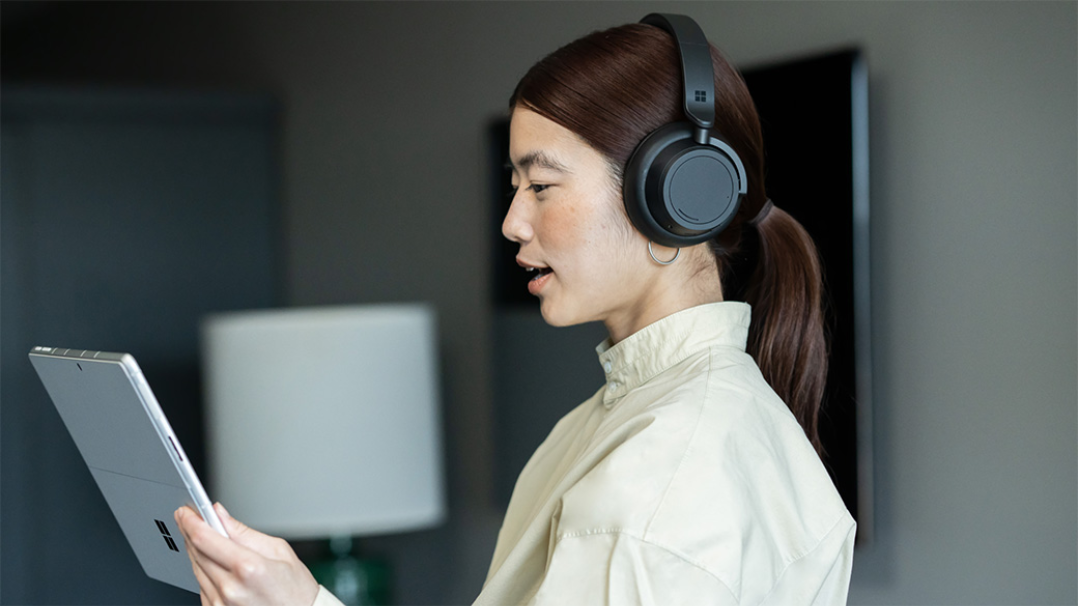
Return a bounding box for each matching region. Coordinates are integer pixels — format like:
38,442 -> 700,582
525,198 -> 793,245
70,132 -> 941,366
307,536 -> 391,606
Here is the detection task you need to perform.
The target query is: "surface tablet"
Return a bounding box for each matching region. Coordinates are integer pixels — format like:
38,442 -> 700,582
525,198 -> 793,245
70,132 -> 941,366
28,346 -> 226,594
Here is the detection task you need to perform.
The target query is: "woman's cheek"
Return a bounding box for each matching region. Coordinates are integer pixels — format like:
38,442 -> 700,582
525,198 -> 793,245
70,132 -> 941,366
541,204 -> 587,266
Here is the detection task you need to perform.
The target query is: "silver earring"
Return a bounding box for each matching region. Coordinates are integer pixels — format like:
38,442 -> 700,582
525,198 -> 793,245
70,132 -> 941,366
648,241 -> 680,266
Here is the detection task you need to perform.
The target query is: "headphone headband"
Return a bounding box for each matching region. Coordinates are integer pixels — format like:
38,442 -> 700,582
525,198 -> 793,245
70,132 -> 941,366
640,13 -> 715,142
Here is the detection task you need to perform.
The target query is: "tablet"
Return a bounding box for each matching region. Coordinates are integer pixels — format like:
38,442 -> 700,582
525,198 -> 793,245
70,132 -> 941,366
28,346 -> 227,594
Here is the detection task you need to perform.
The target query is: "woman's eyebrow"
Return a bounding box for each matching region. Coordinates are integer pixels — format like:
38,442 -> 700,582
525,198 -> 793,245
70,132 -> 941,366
507,151 -> 572,174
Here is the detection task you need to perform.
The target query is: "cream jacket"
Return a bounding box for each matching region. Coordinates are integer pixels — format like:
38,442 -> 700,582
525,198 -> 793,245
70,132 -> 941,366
474,302 -> 855,605
313,302 -> 854,606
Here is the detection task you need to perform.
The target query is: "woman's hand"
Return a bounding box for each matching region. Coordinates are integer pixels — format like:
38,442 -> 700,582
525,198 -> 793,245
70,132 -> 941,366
175,503 -> 320,606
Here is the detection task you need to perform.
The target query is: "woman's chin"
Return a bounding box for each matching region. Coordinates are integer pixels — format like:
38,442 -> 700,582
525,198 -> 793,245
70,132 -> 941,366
538,304 -> 559,326
538,300 -> 588,328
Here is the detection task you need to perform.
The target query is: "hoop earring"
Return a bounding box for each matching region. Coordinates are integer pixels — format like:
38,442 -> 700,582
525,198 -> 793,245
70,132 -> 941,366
648,241 -> 681,266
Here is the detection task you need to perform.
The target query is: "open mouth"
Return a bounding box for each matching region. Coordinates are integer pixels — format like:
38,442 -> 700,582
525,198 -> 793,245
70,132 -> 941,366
517,255 -> 556,293
518,261 -> 554,296
525,266 -> 553,282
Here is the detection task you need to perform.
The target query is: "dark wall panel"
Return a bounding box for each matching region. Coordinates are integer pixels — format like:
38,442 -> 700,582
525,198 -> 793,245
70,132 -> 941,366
1,90 -> 280,604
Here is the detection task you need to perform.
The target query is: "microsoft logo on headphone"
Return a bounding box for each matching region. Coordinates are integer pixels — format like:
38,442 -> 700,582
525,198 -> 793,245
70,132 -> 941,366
694,90 -> 707,102
155,519 -> 180,552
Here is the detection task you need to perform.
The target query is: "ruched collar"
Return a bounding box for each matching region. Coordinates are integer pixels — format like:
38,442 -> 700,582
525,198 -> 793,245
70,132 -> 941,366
595,302 -> 751,407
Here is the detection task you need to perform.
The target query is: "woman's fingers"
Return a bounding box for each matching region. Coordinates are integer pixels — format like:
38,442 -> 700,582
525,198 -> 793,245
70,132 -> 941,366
177,506 -> 254,571
174,504 -> 320,606
178,506 -> 266,605
177,504 -> 259,601
177,508 -> 221,605
190,553 -> 219,606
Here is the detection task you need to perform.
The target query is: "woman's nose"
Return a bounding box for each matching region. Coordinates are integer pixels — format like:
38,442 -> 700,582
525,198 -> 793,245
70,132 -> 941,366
502,195 -> 534,244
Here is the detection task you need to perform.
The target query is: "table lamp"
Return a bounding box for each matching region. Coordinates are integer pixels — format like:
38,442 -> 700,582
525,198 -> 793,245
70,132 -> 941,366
200,304 -> 445,605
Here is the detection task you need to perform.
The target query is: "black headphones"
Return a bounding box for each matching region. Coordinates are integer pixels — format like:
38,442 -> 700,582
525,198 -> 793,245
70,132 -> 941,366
623,14 -> 747,248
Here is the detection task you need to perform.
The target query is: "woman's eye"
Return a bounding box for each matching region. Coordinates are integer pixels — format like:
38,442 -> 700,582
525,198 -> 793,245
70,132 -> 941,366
507,183 -> 550,199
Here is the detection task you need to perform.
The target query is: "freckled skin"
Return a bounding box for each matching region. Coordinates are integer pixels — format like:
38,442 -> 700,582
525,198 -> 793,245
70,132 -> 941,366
503,108 -> 723,343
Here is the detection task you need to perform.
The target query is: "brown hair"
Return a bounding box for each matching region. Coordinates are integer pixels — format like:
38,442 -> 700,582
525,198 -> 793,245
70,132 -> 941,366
510,23 -> 828,454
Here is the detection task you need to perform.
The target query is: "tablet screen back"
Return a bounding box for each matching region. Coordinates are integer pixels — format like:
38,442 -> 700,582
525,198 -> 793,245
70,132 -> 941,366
28,347 -> 214,594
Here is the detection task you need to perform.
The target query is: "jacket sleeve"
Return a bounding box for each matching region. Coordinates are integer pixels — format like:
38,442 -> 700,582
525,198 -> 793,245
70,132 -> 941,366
760,516 -> 857,606
529,531 -> 738,606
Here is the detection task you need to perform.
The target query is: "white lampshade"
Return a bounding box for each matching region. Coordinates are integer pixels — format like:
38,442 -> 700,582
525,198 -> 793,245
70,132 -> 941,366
200,304 -> 445,539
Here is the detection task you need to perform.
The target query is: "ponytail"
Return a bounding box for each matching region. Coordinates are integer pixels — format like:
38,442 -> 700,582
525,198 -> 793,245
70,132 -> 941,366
742,206 -> 828,456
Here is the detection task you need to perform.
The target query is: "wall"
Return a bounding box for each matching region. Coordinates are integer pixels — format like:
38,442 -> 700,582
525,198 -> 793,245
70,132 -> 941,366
3,2 -> 1074,604
1,90 -> 280,604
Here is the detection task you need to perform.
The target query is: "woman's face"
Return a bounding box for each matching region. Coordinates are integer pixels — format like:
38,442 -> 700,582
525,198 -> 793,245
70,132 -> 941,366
502,107 -> 657,330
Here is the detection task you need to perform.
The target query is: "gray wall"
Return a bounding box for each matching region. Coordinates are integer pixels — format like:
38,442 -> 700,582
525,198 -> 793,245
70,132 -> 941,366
3,2 -> 1075,604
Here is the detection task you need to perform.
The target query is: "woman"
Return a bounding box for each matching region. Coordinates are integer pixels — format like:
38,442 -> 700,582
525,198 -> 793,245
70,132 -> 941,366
177,14 -> 855,606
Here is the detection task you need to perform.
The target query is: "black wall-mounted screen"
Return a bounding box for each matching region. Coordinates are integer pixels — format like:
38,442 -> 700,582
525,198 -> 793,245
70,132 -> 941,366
742,49 -> 873,544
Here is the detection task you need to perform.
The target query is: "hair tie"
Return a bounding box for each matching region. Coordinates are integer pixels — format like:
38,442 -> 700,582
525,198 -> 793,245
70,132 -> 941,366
748,198 -> 774,227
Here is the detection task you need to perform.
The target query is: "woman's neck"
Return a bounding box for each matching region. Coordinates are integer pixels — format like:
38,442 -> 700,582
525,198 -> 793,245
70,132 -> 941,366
603,254 -> 724,345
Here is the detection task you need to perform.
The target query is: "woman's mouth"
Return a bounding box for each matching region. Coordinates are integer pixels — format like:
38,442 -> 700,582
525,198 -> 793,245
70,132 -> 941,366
525,266 -> 553,295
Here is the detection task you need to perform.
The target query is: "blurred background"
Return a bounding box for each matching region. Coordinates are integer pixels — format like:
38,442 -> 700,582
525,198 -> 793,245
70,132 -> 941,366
2,2 -> 1075,605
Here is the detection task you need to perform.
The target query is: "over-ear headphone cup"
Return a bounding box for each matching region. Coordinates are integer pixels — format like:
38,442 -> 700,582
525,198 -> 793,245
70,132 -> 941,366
624,122 -> 746,247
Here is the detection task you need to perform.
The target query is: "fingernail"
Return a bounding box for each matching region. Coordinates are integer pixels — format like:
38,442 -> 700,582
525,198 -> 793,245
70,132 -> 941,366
215,502 -> 230,519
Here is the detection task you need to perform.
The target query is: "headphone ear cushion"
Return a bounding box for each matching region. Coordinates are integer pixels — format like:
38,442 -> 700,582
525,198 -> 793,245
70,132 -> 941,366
624,122 -> 746,247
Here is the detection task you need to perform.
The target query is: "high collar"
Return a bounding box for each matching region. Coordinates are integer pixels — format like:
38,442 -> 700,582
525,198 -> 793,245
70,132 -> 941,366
595,302 -> 751,408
